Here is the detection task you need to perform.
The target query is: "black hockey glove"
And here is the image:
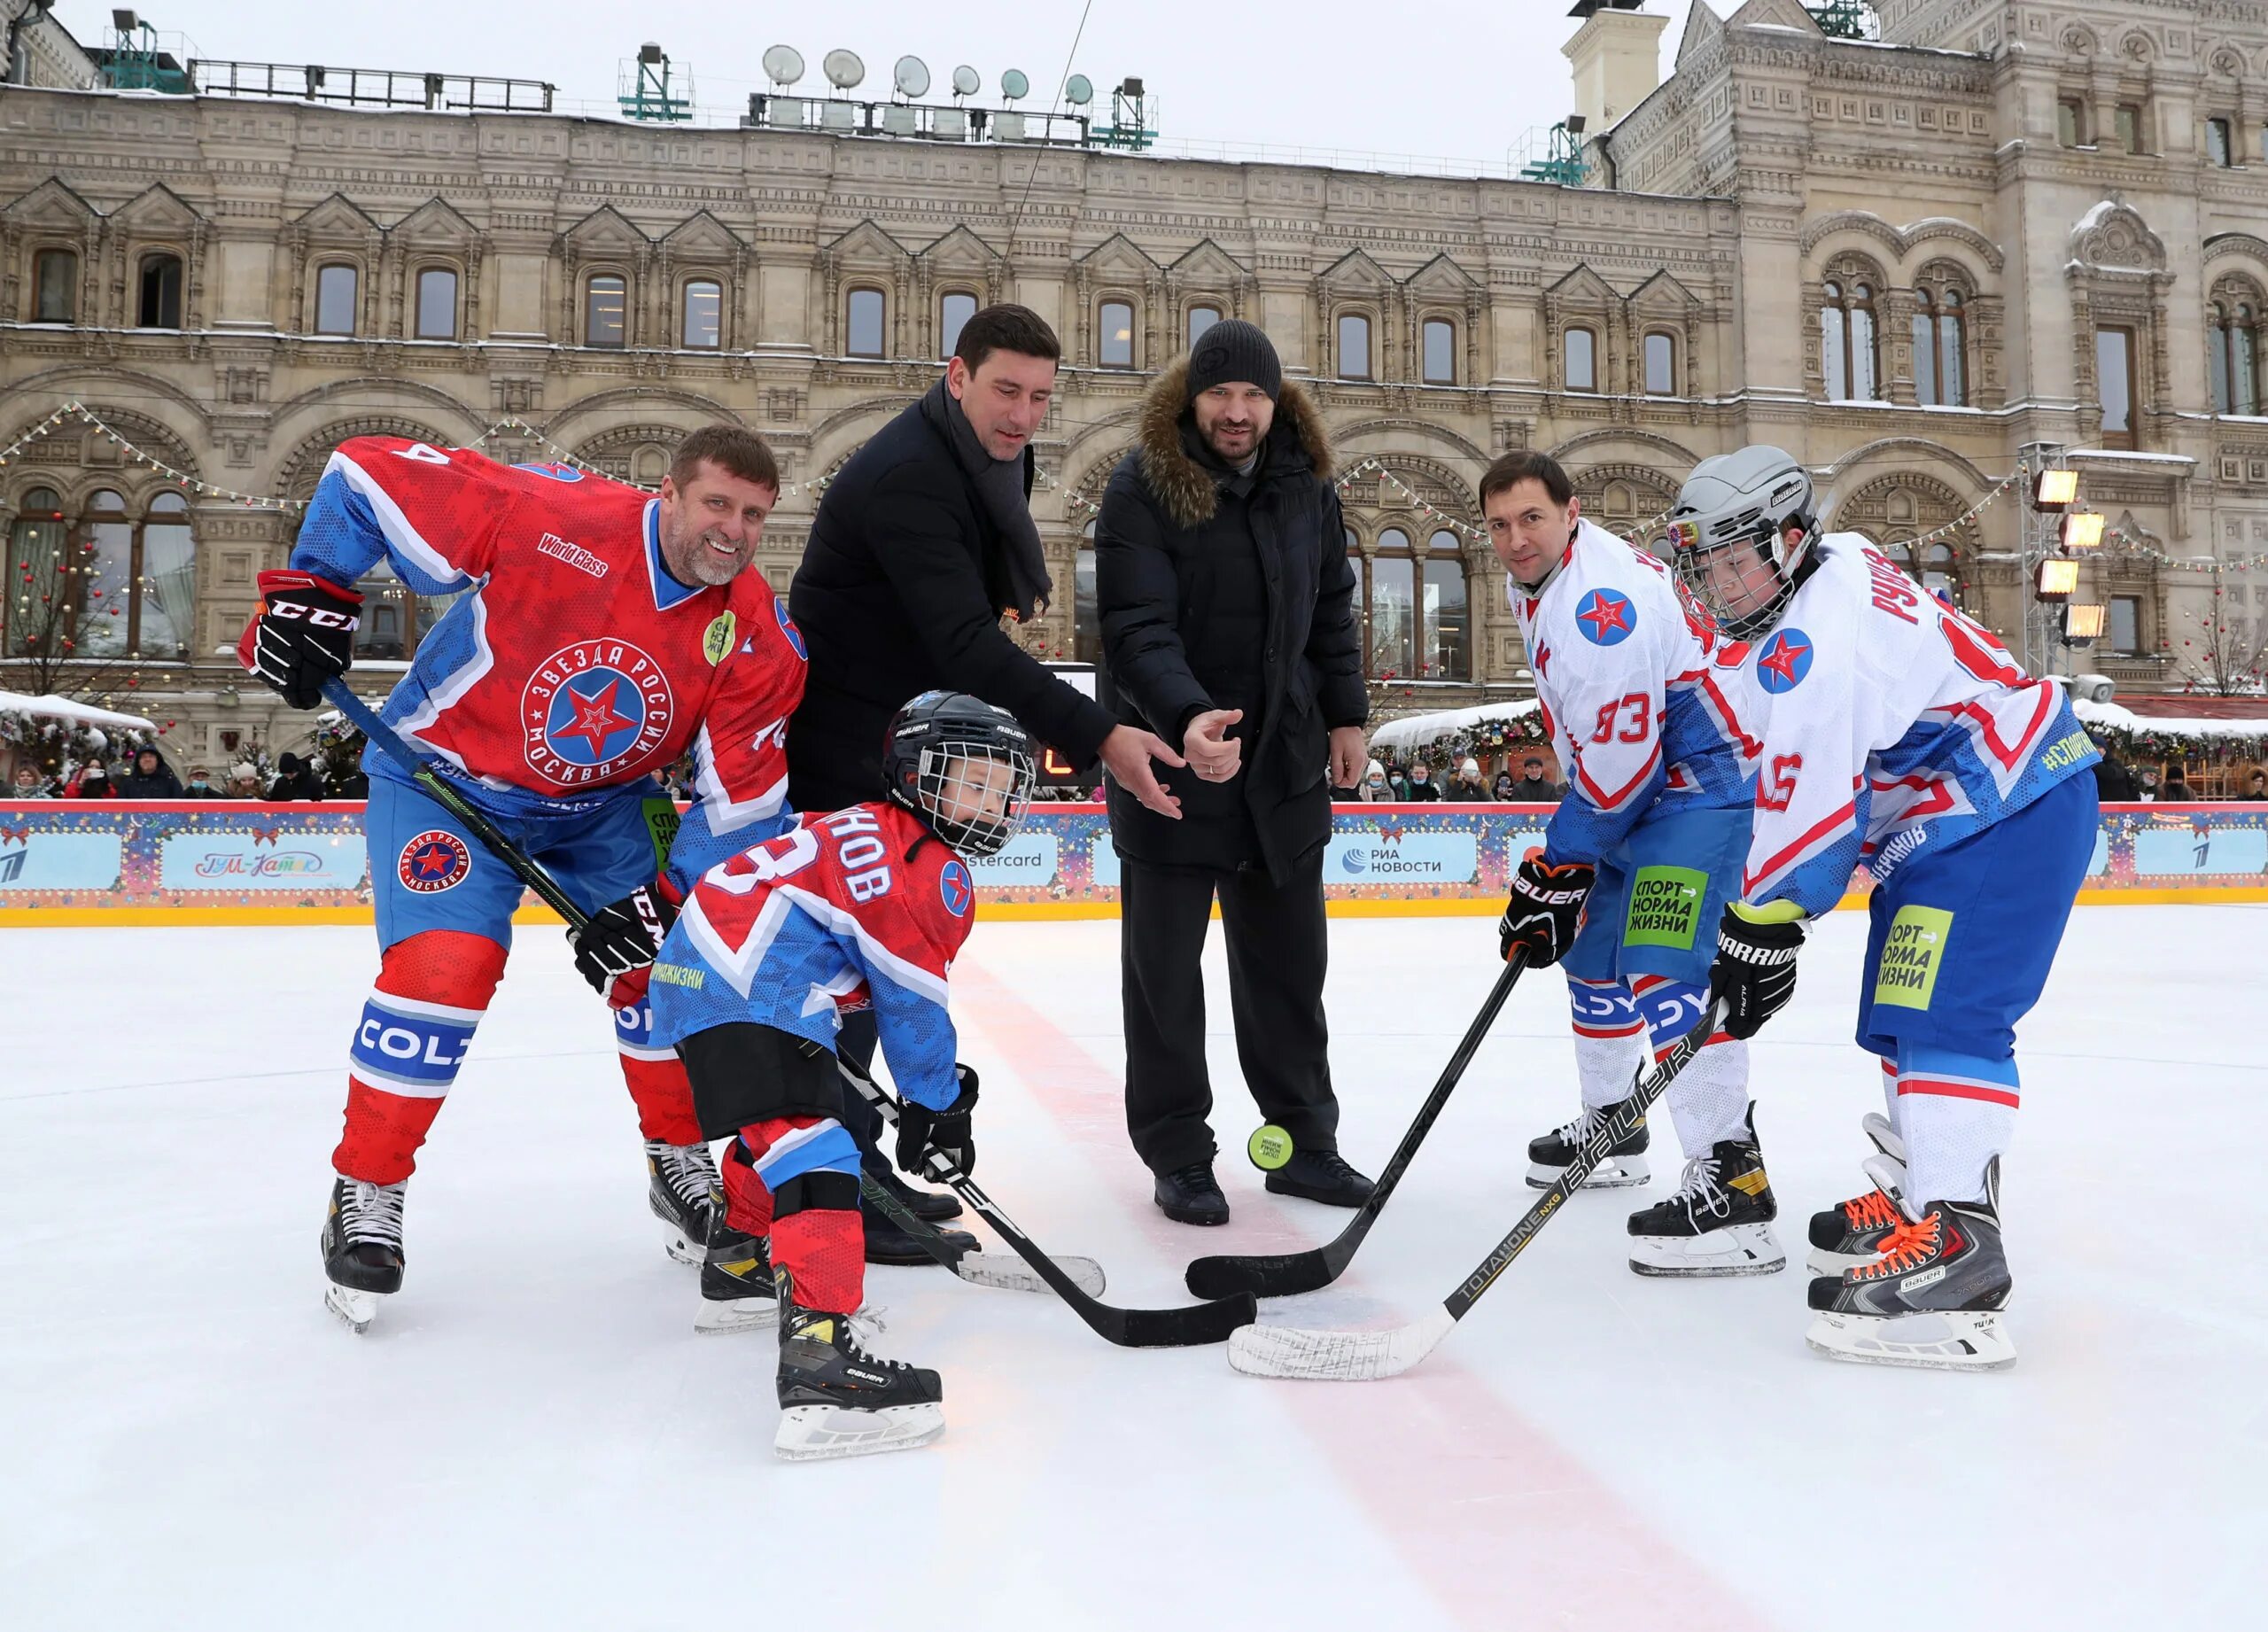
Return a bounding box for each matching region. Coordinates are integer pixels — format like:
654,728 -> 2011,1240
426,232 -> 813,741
239,569 -> 362,710
569,882 -> 678,1009
896,1064 -> 979,1180
1708,900 -> 1808,1040
1498,857 -> 1597,968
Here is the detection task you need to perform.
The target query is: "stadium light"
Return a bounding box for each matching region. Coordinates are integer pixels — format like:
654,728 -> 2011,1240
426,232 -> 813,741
2032,469 -> 2079,511
2063,603 -> 2107,644
2060,511 -> 2106,551
2034,558 -> 2081,602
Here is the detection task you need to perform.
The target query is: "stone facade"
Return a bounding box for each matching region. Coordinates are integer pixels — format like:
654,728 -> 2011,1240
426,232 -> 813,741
3,0 -> 2265,771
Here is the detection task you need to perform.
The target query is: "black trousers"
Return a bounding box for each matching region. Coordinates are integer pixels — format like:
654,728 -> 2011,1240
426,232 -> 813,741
1118,848 -> 1339,1174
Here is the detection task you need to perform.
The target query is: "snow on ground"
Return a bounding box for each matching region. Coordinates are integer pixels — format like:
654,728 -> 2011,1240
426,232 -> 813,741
3,907 -> 2261,1629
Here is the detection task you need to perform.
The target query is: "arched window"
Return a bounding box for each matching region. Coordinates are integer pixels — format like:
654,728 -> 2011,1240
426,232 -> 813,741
1423,531 -> 1469,681
136,253 -> 183,328
315,264 -> 359,336
1912,282 -> 1969,408
3,486 -> 66,652
1564,326 -> 1597,392
1422,318 -> 1456,385
1643,330 -> 1676,396
1074,519 -> 1099,665
1370,527 -> 1415,676
1339,312 -> 1372,380
31,249 -> 75,323
415,267 -> 458,340
1883,536 -> 1961,610
940,291 -> 977,358
80,489 -> 132,658
1187,304 -> 1221,347
845,287 -> 885,357
139,490 -> 195,657
1820,276 -> 1879,400
2210,290 -> 2261,416
1099,300 -> 1135,369
585,274 -> 627,347
681,279 -> 723,349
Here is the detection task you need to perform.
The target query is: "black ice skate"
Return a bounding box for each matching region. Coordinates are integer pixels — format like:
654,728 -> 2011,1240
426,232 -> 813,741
1626,1106 -> 1785,1277
322,1176 -> 407,1333
867,1158 -> 963,1224
773,1275 -> 944,1462
1526,1090 -> 1651,1190
694,1207 -> 778,1336
1806,1156 -> 2016,1372
1806,1112 -> 1907,1274
646,1139 -> 718,1265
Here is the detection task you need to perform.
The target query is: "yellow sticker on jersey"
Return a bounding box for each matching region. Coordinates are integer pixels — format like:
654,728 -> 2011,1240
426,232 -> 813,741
703,611 -> 736,666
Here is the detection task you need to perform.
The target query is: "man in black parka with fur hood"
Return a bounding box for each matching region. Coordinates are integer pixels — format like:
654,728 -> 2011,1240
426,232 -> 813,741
1096,319 -> 1375,1225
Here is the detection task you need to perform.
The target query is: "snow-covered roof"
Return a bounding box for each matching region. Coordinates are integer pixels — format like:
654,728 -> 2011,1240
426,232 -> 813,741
2076,697 -> 2268,742
1369,698 -> 1542,753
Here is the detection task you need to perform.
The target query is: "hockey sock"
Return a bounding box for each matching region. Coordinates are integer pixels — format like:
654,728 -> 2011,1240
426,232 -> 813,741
614,999 -> 705,1147
336,929 -> 507,1185
1634,976 -> 1750,1154
1881,1056 -> 1901,1141
1894,1042 -> 2016,1208
721,1138 -> 773,1234
1568,977 -> 1648,1109
740,1115 -> 865,1314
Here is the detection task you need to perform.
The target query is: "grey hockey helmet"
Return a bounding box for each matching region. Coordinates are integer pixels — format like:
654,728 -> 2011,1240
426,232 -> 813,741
1663,446 -> 1820,638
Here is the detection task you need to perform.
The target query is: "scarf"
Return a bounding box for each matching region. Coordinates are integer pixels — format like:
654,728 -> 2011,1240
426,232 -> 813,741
932,378 -> 1052,621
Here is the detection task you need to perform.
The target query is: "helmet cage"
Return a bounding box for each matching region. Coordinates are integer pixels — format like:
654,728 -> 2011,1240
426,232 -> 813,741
911,737 -> 1036,858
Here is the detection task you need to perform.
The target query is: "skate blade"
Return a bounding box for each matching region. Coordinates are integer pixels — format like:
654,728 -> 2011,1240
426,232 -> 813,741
1628,1224 -> 1785,1277
773,1402 -> 944,1461
324,1282 -> 385,1333
1805,1309 -> 2017,1372
1526,1157 -> 1650,1191
660,1225 -> 703,1266
955,1250 -> 1107,1298
694,1295 -> 779,1335
1806,1246 -> 1883,1276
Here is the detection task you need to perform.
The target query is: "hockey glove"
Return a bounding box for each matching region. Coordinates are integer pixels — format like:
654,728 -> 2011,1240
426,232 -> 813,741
895,1064 -> 979,1180
1708,899 -> 1808,1039
238,570 -> 362,710
569,882 -> 679,1009
1499,857 -> 1597,968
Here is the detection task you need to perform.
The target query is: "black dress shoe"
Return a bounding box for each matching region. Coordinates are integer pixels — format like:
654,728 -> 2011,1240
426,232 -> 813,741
869,1160 -> 964,1223
1154,1162 -> 1231,1226
1264,1148 -> 1375,1208
860,1194 -> 978,1265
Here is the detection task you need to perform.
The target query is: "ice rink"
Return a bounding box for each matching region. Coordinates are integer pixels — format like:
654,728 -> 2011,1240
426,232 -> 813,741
4,905 -> 2260,1629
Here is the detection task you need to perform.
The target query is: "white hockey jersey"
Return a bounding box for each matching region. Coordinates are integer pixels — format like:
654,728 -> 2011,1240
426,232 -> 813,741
1729,532 -> 2100,918
1511,518 -> 1759,866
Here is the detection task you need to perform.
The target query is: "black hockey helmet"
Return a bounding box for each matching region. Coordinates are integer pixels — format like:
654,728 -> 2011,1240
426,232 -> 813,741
881,690 -> 1037,858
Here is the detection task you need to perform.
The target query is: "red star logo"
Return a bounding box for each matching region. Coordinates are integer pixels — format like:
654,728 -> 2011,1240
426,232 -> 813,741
555,679 -> 636,758
1758,633 -> 1809,685
1577,592 -> 1632,641
409,841 -> 457,879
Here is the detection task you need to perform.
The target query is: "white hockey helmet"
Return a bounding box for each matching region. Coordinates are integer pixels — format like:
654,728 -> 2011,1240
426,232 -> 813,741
1664,446 -> 1820,638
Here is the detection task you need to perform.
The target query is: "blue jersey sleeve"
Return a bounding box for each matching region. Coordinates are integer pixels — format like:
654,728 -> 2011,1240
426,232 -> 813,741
291,467 -> 478,597
866,961 -> 962,1112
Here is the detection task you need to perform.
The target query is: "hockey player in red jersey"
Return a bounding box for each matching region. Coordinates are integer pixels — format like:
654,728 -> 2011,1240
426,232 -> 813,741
578,692 -> 1034,1460
239,426 -> 806,1332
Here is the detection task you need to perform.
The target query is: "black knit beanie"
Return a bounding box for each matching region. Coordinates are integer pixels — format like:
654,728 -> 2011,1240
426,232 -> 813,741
1186,319 -> 1282,404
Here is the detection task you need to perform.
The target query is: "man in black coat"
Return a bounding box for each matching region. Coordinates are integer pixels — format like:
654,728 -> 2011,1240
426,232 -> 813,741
1095,319 -> 1374,1225
788,303 -> 1185,1261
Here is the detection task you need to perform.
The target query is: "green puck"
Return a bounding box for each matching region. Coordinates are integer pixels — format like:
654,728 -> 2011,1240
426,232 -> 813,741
1247,1123 -> 1295,1171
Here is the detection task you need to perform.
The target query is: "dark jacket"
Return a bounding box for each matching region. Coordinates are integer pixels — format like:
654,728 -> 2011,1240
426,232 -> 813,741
115,758 -> 183,799
2091,755 -> 2136,802
788,383 -> 1118,815
268,763 -> 327,802
1095,359 -> 1363,880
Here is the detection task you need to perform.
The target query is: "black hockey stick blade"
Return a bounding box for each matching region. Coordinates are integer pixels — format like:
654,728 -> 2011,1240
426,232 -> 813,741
856,1168 -> 1107,1297
838,1059 -> 1255,1348
1184,954 -> 1526,1301
1228,999 -> 1725,1380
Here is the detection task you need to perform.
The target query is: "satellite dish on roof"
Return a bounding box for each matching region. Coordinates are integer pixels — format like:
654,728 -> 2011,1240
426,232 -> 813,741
951,64 -> 980,98
762,45 -> 805,88
1000,67 -> 1029,101
894,55 -> 930,98
822,49 -> 865,90
1063,74 -> 1093,106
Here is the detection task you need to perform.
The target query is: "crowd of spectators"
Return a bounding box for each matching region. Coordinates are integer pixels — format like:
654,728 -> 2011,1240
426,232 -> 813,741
5,745 -> 369,801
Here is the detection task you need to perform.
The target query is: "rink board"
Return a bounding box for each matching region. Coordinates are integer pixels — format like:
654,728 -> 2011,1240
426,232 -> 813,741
2,798 -> 2264,923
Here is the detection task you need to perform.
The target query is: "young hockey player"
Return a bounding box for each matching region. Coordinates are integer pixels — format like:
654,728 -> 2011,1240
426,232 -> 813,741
1667,447 -> 2100,1370
1480,451 -> 1775,1277
240,430 -> 806,1332
620,691 -> 1036,1460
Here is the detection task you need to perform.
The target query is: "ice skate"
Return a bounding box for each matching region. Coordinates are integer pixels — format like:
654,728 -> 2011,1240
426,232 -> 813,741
646,1139 -> 718,1265
1626,1106 -> 1784,1276
1806,1114 -> 1908,1274
773,1277 -> 944,1462
322,1176 -> 406,1334
1526,1090 -> 1651,1190
695,1207 -> 779,1335
1806,1157 -> 2016,1372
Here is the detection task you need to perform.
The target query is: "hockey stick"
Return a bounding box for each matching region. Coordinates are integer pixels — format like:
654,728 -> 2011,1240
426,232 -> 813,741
1184,952 -> 1526,1301
333,680 -> 1221,1336
1227,998 -> 1728,1381
836,1053 -> 1258,1348
849,1127 -> 1109,1299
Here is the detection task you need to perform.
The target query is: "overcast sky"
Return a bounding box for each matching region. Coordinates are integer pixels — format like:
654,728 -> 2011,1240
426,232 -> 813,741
61,0 -> 1736,172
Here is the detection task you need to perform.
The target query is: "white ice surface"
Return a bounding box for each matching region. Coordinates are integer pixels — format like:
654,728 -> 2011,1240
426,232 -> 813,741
4,908 -> 2262,1629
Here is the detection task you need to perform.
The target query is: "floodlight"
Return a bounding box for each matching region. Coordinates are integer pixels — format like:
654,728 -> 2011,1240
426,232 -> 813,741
1064,74 -> 1093,105
2033,468 -> 2078,510
2034,558 -> 2080,602
2061,511 -> 2105,551
2063,603 -> 2108,642
1565,113 -> 1588,136
823,50 -> 865,90
1119,76 -> 1144,97
762,45 -> 805,88
951,65 -> 980,97
637,43 -> 664,66
112,10 -> 139,33
894,56 -> 930,98
1000,68 -> 1029,101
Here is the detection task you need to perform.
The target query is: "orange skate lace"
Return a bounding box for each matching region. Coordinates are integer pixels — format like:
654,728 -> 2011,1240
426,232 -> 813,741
1852,1215 -> 1939,1280
1841,1189 -> 1901,1232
